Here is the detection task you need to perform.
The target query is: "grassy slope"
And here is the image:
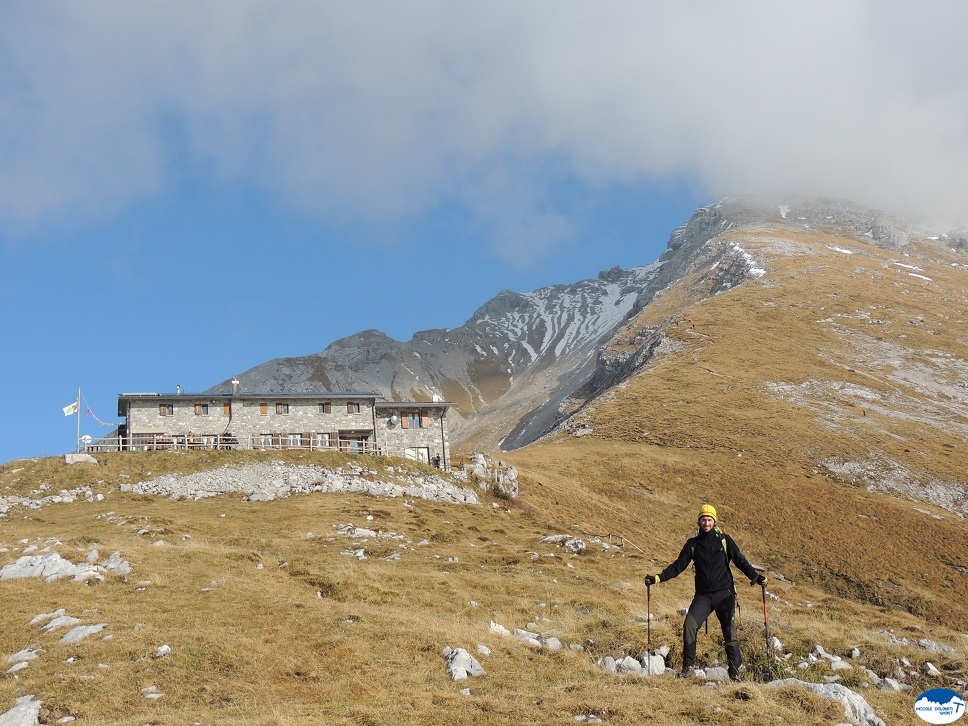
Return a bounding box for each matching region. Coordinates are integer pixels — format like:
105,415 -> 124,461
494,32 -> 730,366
4,450 -> 956,726
521,226 -> 968,628
1,226 -> 966,724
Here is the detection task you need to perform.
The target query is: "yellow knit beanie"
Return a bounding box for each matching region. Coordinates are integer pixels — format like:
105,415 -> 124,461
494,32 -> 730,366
698,504 -> 717,522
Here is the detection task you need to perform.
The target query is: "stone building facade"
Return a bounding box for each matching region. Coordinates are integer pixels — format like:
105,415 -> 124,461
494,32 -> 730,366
116,389 -> 454,468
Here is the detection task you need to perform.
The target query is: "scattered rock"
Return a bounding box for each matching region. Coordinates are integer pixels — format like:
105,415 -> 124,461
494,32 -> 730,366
767,679 -> 885,726
489,622 -> 510,636
877,677 -> 908,692
60,624 -> 107,644
640,654 -> 666,676
881,631 -> 955,654
704,667 -> 729,683
28,609 -> 66,626
5,650 -> 40,665
513,628 -> 542,648
444,648 -> 486,681
42,615 -> 82,633
0,695 -> 42,725
140,685 -> 164,700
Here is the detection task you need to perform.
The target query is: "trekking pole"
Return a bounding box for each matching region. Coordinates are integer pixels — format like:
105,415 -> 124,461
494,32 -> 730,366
646,584 -> 652,675
761,583 -> 773,682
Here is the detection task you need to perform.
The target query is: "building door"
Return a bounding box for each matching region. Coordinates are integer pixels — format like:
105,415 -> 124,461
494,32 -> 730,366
404,447 -> 430,464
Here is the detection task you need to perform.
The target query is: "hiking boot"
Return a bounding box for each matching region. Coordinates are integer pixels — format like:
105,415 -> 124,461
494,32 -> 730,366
728,670 -> 740,682
677,667 -> 699,679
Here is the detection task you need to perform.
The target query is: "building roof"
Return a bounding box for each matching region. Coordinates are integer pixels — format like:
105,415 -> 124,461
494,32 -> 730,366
119,391 -> 382,401
117,392 -> 456,408
374,401 -> 457,409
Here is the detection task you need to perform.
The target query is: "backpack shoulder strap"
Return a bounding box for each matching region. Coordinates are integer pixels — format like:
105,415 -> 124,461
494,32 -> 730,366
688,530 -> 729,560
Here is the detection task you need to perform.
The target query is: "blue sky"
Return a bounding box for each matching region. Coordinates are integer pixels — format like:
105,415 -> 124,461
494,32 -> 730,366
3,2 -> 968,463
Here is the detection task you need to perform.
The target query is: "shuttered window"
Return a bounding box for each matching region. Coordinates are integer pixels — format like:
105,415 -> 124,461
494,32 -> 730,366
260,402 -> 268,415
319,402 -> 331,414
347,402 -> 360,414
194,403 -> 209,416
401,412 -> 409,429
223,402 -> 231,416
276,403 -> 289,415
159,404 -> 173,416
420,410 -> 429,428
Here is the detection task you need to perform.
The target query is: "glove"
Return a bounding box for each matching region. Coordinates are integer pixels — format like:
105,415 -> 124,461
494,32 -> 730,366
644,574 -> 659,586
752,574 -> 768,587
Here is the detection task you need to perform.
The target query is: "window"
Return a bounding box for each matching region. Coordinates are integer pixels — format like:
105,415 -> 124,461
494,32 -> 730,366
223,402 -> 231,416
159,403 -> 173,416
319,402 -> 332,414
276,403 -> 289,415
260,402 -> 268,415
404,410 -> 428,429
347,402 -> 360,414
314,432 -> 331,449
194,403 -> 209,416
287,433 -> 302,447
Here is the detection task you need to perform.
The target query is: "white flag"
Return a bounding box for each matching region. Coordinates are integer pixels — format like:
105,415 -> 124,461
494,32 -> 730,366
63,401 -> 79,416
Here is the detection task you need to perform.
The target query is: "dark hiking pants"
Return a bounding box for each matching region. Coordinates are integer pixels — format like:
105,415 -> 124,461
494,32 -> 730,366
682,589 -> 741,675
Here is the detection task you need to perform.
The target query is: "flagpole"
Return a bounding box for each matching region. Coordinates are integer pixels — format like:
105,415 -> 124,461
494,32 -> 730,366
76,387 -> 81,453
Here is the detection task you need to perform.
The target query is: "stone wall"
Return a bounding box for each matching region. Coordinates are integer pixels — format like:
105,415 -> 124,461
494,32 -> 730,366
375,407 -> 450,466
126,397 -> 375,440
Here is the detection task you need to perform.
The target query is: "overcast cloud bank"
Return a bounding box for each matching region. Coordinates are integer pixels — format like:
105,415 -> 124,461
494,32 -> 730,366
2,1 -> 967,246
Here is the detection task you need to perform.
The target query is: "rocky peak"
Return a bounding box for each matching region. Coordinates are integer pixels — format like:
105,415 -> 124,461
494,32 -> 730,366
212,196 -> 962,453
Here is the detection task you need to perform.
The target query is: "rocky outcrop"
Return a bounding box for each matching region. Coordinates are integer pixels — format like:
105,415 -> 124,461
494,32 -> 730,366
461,453 -> 518,498
766,679 -> 885,726
121,462 -> 480,505
0,551 -> 131,583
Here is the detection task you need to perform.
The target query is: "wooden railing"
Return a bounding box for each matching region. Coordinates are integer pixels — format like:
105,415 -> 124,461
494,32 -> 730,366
82,434 -> 447,469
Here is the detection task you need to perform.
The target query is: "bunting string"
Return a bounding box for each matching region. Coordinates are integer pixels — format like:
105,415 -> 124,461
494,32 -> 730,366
82,394 -> 120,428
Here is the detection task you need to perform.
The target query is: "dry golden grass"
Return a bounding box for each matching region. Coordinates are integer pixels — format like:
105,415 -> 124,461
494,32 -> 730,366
2,226 -> 966,724
0,444 -> 962,725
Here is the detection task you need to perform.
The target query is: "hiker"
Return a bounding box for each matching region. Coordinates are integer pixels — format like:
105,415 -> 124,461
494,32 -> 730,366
644,504 -> 766,681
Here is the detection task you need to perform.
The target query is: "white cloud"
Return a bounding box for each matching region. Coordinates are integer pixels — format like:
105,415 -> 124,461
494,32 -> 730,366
1,1 -> 967,242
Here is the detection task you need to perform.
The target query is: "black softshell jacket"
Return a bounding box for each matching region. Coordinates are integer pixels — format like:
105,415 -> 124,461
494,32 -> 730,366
657,528 -> 759,594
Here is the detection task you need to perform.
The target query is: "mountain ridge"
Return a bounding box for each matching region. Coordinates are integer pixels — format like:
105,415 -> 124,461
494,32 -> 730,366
213,195 -> 964,455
